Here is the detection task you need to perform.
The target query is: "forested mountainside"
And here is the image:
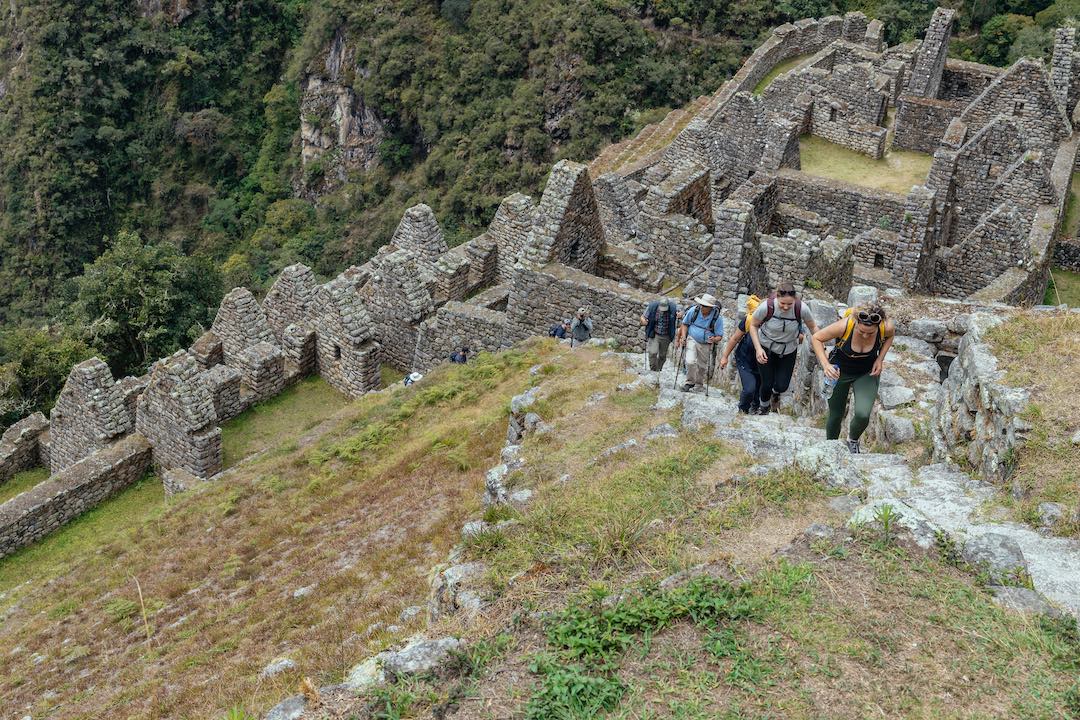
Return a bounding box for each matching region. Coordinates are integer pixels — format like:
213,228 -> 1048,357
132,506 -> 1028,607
0,0 -> 1073,428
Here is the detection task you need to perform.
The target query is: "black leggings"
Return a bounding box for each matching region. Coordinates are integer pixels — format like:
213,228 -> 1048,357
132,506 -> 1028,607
758,349 -> 797,404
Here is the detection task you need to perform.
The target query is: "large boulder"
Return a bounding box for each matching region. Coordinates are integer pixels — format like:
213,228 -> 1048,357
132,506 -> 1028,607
962,533 -> 1029,586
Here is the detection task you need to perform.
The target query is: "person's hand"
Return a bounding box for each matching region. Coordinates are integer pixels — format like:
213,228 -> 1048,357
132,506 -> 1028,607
675,337 -> 683,350
798,333 -> 805,344
756,349 -> 768,365
709,335 -> 723,344
823,364 -> 841,381
870,358 -> 883,377
719,355 -> 729,370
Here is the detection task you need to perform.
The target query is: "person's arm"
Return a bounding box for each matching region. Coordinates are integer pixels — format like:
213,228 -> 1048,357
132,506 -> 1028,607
719,327 -> 744,369
639,314 -> 649,326
871,320 -> 896,376
749,315 -> 767,365
811,320 -> 846,380
676,314 -> 689,348
584,318 -> 593,331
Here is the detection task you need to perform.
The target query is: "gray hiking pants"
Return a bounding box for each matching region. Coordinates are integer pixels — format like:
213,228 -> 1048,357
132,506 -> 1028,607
647,335 -> 671,371
684,338 -> 715,387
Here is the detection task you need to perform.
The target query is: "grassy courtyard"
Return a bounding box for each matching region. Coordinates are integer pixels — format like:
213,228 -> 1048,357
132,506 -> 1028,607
0,466 -> 49,506
753,53 -> 815,94
799,135 -> 933,195
1045,268 -> 1080,307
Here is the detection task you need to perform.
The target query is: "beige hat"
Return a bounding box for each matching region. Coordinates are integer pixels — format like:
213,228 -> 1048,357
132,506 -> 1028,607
693,293 -> 718,308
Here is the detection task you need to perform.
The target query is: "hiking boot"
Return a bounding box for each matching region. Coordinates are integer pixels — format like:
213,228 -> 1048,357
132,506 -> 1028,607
754,405 -> 770,415
679,383 -> 696,393
769,396 -> 781,413
846,439 -> 861,454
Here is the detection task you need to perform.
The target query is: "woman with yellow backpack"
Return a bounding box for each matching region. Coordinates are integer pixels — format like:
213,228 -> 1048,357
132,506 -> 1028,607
810,302 -> 895,454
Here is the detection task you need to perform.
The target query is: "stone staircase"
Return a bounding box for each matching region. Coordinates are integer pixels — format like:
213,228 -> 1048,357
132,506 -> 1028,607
590,95 -> 712,177
625,354 -> 1080,619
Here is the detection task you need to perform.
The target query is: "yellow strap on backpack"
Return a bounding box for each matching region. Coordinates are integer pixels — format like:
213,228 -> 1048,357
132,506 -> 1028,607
840,308 -> 885,343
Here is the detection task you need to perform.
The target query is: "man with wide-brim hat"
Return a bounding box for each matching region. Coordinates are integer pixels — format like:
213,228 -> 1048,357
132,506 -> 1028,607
675,292 -> 724,393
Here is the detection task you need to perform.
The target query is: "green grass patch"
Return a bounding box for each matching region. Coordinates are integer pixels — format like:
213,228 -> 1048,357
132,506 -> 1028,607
708,465 -> 824,531
1045,267 -> 1080,307
220,375 -> 348,468
753,54 -> 816,95
379,364 -> 406,388
0,475 -> 164,594
799,135 -> 933,196
1061,172 -> 1080,240
0,466 -> 49,506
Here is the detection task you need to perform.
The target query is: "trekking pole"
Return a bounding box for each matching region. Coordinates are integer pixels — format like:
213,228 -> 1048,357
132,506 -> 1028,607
705,342 -> 717,398
672,341 -> 686,390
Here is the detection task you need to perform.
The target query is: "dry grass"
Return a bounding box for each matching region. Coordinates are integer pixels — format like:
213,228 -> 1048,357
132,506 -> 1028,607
0,340 -> 615,720
799,135 -> 933,196
986,311 -> 1080,537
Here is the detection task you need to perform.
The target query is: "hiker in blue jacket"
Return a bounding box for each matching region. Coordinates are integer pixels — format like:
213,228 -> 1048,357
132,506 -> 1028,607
639,297 -> 678,371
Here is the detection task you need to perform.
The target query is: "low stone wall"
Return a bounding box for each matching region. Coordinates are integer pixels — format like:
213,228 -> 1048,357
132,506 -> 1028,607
893,96 -> 964,154
413,302 -> 510,372
1054,239 -> 1080,271
0,413 -> 49,485
931,314 -> 1029,486
507,263 -> 655,350
776,169 -> 906,238
0,434 -> 152,559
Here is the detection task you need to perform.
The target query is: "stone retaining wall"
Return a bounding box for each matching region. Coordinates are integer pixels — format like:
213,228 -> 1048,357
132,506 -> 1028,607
413,302 -> 510,372
776,169 -> 907,238
506,263 -> 655,350
0,413 -> 49,485
931,314 -> 1029,486
0,434 -> 152,559
1054,239 -> 1080,271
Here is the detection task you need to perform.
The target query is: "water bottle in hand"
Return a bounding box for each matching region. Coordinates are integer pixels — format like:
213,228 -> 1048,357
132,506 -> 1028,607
820,365 -> 840,399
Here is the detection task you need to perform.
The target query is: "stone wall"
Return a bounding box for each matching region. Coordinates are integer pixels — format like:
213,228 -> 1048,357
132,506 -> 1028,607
136,351 -> 222,479
49,359 -> 132,474
708,172 -> 778,301
390,204 -> 449,268
506,263 -> 656,350
211,287 -> 278,365
907,7 -> 954,98
0,413 -> 48,485
941,59 -> 1001,103
413,302 -> 510,372
776,169 -> 907,238
521,160 -> 605,273
314,275 -> 381,396
893,96 -> 964,153
949,117 -> 1026,242
932,314 -> 1029,486
0,433 -> 152,559
488,193 -> 537,282
263,263 -> 317,342
1054,239 -> 1080,271
959,59 -> 1071,155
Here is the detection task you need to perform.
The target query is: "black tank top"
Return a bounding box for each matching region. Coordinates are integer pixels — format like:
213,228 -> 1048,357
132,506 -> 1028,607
829,323 -> 883,375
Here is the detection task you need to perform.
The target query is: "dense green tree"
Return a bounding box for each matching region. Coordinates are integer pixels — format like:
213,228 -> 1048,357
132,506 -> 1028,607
0,328 -> 97,427
71,231 -> 224,377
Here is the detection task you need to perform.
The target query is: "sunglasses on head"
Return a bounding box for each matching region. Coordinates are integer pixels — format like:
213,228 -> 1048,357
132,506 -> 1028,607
777,289 -> 796,297
857,311 -> 881,325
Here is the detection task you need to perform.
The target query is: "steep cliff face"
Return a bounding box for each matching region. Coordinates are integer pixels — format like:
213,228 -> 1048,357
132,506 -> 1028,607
298,29 -> 386,197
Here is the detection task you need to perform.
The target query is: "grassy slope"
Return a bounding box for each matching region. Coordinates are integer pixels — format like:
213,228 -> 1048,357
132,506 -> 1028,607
987,312 -> 1080,538
3,342 -> 1079,719
752,53 -> 816,95
0,466 -> 49,506
798,135 -> 934,196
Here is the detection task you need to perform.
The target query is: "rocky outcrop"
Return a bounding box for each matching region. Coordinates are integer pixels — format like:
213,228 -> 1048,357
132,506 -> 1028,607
299,29 -> 385,195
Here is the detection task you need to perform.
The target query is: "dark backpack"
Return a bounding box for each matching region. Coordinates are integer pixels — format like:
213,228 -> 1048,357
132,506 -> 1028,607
685,305 -> 721,336
763,295 -> 802,324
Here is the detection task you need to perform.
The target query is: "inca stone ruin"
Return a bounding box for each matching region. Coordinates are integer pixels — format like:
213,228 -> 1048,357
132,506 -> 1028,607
2,9 -> 1078,557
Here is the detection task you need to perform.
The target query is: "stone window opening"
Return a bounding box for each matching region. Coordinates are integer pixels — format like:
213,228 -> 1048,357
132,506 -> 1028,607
829,106 -> 838,122
873,253 -> 885,268
686,196 -> 696,216
334,344 -> 342,361
1012,100 -> 1024,116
